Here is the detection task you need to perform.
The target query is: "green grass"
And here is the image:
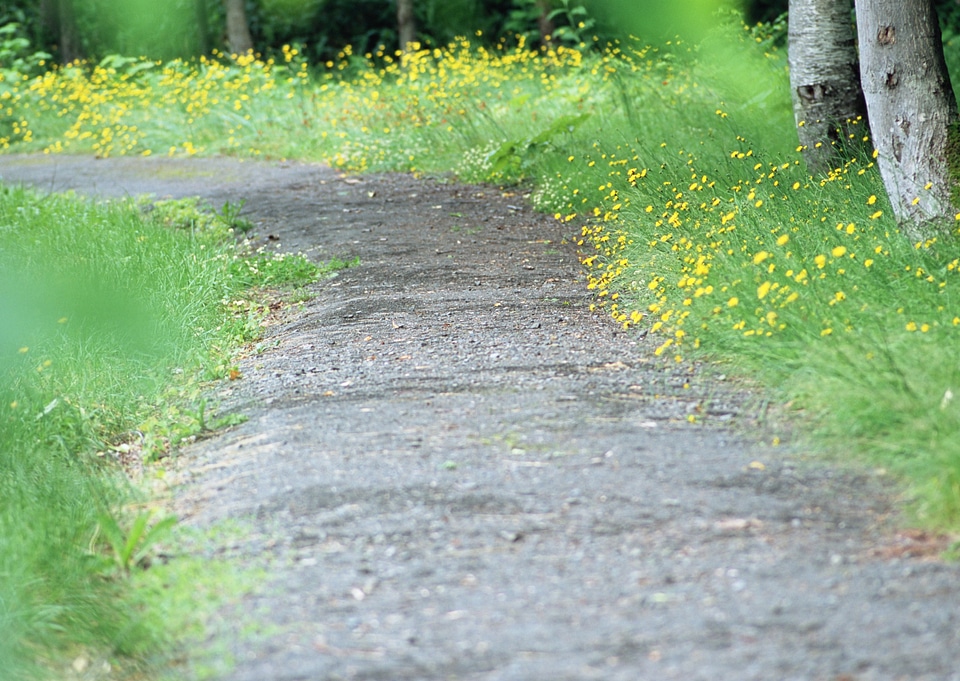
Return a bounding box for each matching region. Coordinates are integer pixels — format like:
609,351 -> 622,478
0,187 -> 332,679
129,519 -> 275,681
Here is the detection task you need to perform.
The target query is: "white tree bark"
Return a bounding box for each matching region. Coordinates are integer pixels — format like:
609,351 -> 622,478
397,0 -> 416,52
856,0 -> 959,239
789,0 -> 866,175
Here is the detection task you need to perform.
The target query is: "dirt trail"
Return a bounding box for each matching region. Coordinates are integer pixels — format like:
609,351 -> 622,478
2,154 -> 959,681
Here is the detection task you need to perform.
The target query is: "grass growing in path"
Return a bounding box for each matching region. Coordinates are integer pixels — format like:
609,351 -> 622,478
0,186 -> 332,679
3,15 -> 960,531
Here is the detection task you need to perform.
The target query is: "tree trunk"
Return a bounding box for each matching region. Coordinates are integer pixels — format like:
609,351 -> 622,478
196,0 -> 211,56
856,0 -> 960,240
39,0 -> 59,52
788,0 -> 866,174
537,0 -> 556,47
397,0 -> 416,52
56,0 -> 82,64
223,0 -> 253,55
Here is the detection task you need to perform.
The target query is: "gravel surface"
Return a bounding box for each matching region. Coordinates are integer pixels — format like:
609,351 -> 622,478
2,154 -> 959,681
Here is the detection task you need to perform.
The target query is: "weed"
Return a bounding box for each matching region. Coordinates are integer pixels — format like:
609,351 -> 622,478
95,509 -> 177,574
217,199 -> 256,234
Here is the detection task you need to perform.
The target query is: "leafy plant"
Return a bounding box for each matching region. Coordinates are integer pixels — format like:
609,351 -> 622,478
190,397 -> 210,432
218,199 -> 256,234
503,0 -> 597,47
485,113 -> 591,181
746,10 -> 788,49
96,509 -> 177,574
98,53 -> 159,77
0,22 -> 50,76
547,0 -> 596,46
503,0 -> 547,45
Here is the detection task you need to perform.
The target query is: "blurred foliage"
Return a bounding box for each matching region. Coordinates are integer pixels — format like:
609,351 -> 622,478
2,0 -> 960,71
0,21 -> 51,74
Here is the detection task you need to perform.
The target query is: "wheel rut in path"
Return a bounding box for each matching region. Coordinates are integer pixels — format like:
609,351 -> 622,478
2,154 -> 959,681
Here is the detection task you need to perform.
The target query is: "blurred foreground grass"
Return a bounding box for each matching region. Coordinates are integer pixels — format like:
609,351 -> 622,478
0,186 -> 331,679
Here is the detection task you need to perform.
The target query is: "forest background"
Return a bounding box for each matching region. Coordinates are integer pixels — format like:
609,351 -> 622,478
10,0 -> 960,65
2,0 -> 790,64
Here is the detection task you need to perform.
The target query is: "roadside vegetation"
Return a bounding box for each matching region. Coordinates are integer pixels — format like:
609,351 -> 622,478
0,183 -> 339,679
2,6 -> 960,677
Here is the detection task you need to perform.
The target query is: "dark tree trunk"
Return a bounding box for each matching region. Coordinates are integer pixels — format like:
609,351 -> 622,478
856,0 -> 960,239
537,0 -> 556,46
56,0 -> 83,64
223,0 -> 253,55
39,0 -> 58,51
196,0 -> 211,56
788,0 -> 866,174
397,0 -> 416,52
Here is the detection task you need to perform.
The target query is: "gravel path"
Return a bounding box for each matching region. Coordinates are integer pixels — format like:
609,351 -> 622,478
2,154 -> 959,681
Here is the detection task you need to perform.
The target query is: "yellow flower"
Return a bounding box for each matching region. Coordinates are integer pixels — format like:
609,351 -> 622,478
906,321 -> 918,332
867,195 -> 877,205
776,234 -> 789,246
727,296 -> 739,307
870,210 -> 883,219
814,254 -> 826,269
753,251 -> 769,265
757,281 -> 771,299
831,246 -> 847,258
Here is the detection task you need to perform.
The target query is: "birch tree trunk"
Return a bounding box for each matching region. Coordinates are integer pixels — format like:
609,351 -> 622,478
223,0 -> 253,55
397,0 -> 416,52
788,0 -> 866,175
856,0 -> 960,240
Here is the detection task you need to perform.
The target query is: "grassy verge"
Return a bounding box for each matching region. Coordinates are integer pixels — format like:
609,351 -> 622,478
0,186 -> 342,679
2,14 -> 959,529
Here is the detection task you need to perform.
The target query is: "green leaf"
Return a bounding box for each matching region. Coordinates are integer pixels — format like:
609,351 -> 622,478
528,112 -> 592,145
